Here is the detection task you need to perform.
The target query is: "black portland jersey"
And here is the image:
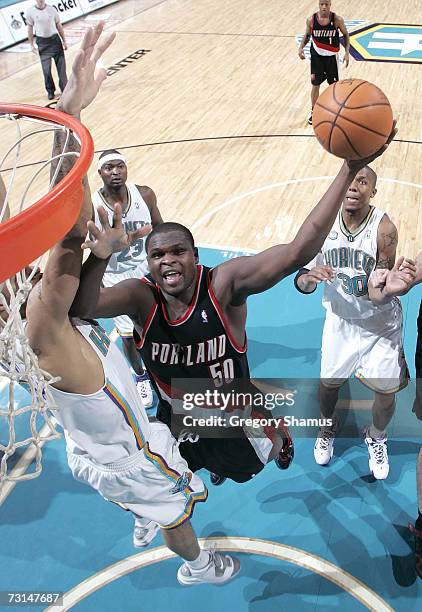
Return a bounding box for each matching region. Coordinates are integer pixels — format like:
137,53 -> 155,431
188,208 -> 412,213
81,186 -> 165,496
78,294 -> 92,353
134,265 -> 250,408
311,12 -> 340,55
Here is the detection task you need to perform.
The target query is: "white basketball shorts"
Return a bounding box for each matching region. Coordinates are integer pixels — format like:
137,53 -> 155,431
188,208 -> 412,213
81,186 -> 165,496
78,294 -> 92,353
67,421 -> 208,529
320,305 -> 408,394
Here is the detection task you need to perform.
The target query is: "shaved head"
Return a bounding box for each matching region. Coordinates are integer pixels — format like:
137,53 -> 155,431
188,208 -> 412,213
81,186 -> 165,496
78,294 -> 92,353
145,222 -> 195,253
362,165 -> 377,187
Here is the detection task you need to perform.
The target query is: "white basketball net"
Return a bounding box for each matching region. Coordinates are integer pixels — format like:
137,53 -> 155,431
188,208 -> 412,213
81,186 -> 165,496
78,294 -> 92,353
0,111 -> 81,494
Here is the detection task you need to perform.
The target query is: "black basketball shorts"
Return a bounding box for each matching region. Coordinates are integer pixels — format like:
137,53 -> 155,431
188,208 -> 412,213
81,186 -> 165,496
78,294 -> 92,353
310,45 -> 339,86
156,401 -> 265,483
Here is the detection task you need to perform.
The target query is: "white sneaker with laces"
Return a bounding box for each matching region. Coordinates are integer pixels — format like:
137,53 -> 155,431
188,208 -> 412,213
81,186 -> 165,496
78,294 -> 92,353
314,426 -> 336,465
364,429 -> 389,480
177,550 -> 241,586
135,373 -> 153,408
307,111 -> 313,125
133,518 -> 159,548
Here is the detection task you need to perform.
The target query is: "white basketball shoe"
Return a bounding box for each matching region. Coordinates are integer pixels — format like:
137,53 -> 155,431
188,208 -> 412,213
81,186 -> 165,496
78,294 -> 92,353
133,518 -> 160,548
314,423 -> 336,466
364,428 -> 389,480
177,550 -> 241,586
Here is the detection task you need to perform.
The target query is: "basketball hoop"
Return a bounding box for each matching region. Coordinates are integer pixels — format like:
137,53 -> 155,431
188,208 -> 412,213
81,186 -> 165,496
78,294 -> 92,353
0,103 -> 94,284
0,104 -> 94,496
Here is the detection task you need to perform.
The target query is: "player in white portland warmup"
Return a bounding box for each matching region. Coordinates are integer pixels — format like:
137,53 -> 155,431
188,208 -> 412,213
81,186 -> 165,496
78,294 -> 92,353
23,24 -> 240,586
92,151 -> 162,407
295,165 -> 408,479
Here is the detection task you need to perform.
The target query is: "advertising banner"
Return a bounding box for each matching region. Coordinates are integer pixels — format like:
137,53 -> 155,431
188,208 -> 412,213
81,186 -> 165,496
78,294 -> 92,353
0,0 -> 119,50
77,0 -> 117,14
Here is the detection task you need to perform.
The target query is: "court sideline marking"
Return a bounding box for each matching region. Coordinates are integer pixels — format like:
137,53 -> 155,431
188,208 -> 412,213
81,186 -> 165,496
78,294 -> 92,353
45,537 -> 393,612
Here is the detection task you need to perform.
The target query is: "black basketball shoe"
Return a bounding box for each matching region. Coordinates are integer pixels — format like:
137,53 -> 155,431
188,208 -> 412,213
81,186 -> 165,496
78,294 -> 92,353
274,435 -> 294,470
210,473 -> 227,486
409,523 -> 422,579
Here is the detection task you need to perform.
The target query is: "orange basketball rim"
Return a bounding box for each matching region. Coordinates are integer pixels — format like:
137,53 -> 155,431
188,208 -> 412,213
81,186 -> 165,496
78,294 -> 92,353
0,104 -> 94,284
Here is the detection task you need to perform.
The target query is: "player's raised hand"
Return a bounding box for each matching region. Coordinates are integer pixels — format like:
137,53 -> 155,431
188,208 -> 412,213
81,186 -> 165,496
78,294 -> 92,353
82,204 -> 151,259
305,265 -> 334,284
346,120 -> 397,173
384,257 -> 416,297
57,22 -> 116,117
369,268 -> 388,289
297,265 -> 334,293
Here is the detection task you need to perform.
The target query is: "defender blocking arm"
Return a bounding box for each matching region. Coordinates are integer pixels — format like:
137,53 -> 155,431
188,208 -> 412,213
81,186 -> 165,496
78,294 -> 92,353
26,24 -> 115,347
70,203 -> 153,319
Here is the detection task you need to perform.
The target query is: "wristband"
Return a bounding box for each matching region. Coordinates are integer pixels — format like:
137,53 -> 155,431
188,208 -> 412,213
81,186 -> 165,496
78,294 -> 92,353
294,268 -> 317,294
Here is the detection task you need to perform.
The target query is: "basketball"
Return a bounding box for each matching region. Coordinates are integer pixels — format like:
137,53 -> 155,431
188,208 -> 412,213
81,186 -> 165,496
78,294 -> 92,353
312,79 -> 393,160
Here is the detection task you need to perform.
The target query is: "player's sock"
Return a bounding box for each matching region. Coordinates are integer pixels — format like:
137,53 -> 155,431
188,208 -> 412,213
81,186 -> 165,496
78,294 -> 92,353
369,424 -> 386,440
185,549 -> 211,570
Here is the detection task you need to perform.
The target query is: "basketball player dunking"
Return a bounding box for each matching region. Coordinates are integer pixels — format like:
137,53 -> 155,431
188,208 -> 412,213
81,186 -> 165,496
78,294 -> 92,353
71,132 -> 396,489
295,166 -> 409,479
298,0 -> 350,125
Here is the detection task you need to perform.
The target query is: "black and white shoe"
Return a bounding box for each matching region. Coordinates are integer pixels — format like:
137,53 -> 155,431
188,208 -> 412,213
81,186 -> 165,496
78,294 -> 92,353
210,473 -> 227,486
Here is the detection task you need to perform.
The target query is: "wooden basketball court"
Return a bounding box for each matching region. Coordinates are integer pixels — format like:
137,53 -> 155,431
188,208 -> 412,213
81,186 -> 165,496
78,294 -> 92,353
1,0 -> 421,257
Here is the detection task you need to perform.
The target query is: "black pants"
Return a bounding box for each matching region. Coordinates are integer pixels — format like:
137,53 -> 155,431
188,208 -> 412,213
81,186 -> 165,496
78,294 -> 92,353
414,301 -> 422,418
36,34 -> 67,96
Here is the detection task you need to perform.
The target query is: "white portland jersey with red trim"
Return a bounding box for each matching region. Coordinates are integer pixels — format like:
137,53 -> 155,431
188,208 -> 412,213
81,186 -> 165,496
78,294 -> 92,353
92,183 -> 151,285
308,207 -> 398,321
49,319 -> 151,464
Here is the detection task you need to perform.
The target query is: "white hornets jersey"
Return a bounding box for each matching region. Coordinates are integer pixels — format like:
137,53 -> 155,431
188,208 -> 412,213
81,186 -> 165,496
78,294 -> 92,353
49,319 -> 151,464
309,206 -> 396,321
92,183 -> 151,285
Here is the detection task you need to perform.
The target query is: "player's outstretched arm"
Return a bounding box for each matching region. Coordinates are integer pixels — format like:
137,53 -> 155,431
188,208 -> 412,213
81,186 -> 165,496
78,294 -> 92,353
214,127 -> 397,302
26,24 -> 115,347
369,257 -> 416,304
70,203 -> 153,319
